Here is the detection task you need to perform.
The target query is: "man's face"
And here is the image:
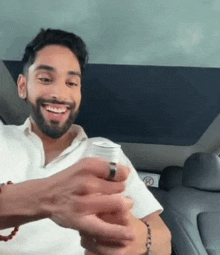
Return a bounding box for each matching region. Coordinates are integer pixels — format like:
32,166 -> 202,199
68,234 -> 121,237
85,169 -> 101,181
18,45 -> 82,139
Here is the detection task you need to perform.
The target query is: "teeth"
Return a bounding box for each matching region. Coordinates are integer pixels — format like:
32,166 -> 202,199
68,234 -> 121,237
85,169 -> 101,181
45,105 -> 67,113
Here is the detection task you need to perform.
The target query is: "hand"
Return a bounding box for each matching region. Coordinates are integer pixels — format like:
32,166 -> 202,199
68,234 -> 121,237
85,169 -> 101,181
41,157 -> 135,241
82,210 -> 148,255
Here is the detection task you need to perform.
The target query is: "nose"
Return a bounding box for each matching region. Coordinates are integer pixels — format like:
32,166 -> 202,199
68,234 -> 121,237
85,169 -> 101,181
50,80 -> 68,102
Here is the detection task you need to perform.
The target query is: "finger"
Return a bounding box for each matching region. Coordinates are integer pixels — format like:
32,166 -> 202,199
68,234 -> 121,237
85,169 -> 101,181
81,233 -> 131,248
97,237 -> 131,247
78,158 -> 130,182
98,210 -> 131,226
81,234 -> 129,255
97,179 -> 126,194
74,176 -> 126,195
124,196 -> 134,211
77,194 -> 134,215
79,214 -> 135,241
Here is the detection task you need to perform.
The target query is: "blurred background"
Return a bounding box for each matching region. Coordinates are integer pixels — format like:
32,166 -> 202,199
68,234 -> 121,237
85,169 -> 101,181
2,0 -> 220,157
1,0 -> 220,67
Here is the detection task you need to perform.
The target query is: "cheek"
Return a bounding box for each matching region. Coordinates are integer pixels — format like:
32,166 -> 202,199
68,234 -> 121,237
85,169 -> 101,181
26,89 -> 41,105
25,88 -> 35,104
73,89 -> 82,107
26,82 -> 41,101
27,83 -> 51,103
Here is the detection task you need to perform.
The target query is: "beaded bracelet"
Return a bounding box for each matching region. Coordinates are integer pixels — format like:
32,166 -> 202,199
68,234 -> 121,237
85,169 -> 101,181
0,181 -> 19,242
143,221 -> 152,255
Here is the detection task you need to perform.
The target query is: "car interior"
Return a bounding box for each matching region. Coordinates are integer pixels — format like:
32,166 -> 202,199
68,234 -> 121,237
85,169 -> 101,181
1,59 -> 220,255
1,1 -> 220,254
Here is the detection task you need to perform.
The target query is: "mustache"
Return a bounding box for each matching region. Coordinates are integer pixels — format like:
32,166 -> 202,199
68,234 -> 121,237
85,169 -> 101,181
36,98 -> 76,110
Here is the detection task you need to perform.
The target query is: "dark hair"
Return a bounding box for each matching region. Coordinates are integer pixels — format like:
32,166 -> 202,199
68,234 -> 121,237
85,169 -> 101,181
22,28 -> 89,77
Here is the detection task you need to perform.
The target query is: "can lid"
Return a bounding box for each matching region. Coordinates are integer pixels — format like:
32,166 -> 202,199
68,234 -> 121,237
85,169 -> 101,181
86,141 -> 121,163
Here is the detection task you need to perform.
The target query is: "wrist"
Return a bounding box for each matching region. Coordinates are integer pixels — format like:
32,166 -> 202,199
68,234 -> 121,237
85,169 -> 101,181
0,178 -> 50,229
142,221 -> 152,255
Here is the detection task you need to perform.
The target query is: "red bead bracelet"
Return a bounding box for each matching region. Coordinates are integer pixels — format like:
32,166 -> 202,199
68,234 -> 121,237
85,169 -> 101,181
143,221 -> 152,255
0,181 -> 19,242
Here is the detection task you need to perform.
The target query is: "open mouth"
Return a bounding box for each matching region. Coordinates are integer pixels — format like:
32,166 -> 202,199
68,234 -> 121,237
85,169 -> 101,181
41,103 -> 70,120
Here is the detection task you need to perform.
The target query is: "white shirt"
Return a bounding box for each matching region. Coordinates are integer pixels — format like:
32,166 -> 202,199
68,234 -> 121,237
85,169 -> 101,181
0,118 -> 163,255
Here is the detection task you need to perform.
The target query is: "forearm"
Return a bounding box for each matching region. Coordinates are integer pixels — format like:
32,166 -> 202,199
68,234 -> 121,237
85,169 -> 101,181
83,212 -> 148,255
83,211 -> 172,255
141,213 -> 172,255
0,179 -> 50,229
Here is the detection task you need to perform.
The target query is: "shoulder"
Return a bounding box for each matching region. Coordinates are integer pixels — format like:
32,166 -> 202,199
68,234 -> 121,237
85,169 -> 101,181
0,123 -> 24,137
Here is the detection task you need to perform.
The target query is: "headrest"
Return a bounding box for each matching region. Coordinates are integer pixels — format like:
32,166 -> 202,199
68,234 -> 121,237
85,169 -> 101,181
0,116 -> 6,124
159,166 -> 183,191
0,60 -> 30,125
183,152 -> 220,191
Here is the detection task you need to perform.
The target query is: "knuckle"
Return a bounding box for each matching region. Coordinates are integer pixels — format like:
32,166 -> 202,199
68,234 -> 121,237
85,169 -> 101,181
82,157 -> 103,168
87,181 -> 99,194
81,157 -> 93,167
77,158 -> 92,173
73,197 -> 87,213
107,182 -> 126,194
77,177 -> 95,194
81,181 -> 90,194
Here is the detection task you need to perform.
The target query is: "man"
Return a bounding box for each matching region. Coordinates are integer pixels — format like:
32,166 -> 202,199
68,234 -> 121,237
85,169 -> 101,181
0,29 -> 171,254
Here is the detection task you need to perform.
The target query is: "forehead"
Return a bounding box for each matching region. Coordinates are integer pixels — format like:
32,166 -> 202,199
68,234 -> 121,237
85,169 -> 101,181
29,45 -> 81,74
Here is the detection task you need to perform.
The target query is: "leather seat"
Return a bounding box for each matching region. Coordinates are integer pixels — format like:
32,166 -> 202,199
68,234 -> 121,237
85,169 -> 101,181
159,166 -> 183,191
0,115 -> 6,124
148,166 -> 183,208
0,60 -> 30,125
161,152 -> 220,255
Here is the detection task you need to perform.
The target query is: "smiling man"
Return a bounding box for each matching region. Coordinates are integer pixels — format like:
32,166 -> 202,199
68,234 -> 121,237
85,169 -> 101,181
22,48 -> 81,138
0,29 -> 171,255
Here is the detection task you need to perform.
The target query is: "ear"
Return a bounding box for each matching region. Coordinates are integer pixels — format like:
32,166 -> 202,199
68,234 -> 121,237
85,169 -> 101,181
17,74 -> 27,99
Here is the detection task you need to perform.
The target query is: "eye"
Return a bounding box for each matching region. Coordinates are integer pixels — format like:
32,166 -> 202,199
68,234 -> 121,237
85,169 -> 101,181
67,81 -> 79,87
38,77 -> 52,83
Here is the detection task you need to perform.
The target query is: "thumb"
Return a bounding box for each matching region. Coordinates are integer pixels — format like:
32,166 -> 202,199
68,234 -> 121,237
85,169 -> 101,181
123,196 -> 134,211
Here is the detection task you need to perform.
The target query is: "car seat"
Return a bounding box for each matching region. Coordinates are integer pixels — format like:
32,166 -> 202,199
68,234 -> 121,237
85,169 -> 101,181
162,152 -> 220,255
0,60 -> 29,125
148,166 -> 183,207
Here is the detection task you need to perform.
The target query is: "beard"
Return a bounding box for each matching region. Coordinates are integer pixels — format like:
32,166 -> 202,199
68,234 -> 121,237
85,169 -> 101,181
27,97 -> 79,139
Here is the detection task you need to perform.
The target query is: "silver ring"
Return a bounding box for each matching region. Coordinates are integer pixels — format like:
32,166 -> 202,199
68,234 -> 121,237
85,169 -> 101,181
107,162 -> 117,181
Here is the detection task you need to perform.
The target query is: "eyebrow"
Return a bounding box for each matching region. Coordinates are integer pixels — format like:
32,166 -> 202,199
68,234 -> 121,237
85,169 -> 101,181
34,65 -> 82,79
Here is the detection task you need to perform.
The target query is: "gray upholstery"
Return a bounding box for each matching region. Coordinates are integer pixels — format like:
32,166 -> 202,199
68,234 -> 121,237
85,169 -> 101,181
183,152 -> 220,191
161,152 -> 220,255
198,212 -> 220,255
159,166 -> 183,191
147,186 -> 167,208
148,166 -> 183,208
0,60 -> 30,125
0,115 -> 6,124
